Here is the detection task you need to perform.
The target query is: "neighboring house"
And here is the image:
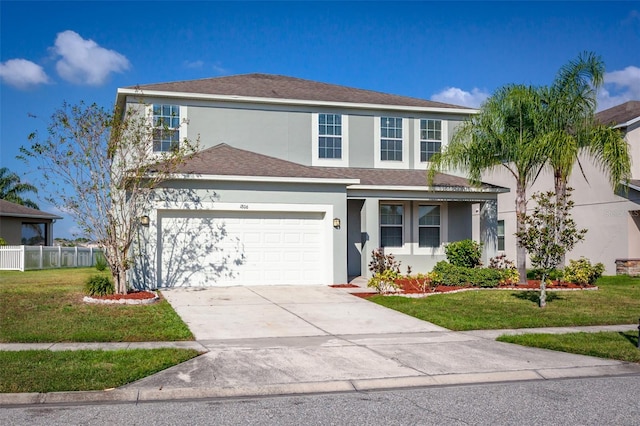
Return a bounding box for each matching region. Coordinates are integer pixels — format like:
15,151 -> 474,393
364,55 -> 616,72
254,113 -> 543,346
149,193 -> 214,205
0,199 -> 62,245
117,73 -> 506,288
474,100 -> 640,275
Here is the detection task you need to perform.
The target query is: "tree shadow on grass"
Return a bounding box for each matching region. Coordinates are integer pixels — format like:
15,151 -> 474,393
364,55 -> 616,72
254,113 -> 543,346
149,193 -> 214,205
619,331 -> 639,347
512,291 -> 563,305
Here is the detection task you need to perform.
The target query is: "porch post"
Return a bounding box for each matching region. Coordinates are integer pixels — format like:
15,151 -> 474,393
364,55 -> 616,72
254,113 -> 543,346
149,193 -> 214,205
479,198 -> 498,265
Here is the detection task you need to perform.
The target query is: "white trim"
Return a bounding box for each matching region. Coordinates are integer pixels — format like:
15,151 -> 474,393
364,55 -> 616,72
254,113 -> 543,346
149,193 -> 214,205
311,113 -> 349,167
413,118 -> 448,169
146,173 -> 359,185
117,88 -> 478,115
374,117 -> 410,169
613,115 -> 640,129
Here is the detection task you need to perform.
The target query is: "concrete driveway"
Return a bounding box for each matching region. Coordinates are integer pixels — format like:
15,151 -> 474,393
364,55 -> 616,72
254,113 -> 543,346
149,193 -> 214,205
123,285 -> 640,400
160,285 -> 446,340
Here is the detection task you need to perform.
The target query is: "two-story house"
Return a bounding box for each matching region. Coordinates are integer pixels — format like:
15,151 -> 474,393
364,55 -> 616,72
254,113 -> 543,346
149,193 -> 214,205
117,74 -> 507,288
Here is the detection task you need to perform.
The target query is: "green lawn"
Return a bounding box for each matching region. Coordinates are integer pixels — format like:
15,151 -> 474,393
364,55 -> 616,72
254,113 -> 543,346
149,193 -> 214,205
0,268 -> 193,342
370,275 -> 640,331
497,331 -> 640,363
0,348 -> 201,393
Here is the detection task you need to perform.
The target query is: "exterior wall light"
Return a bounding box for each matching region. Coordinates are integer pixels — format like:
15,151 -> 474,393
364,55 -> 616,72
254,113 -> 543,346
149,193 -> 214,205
333,218 -> 341,229
140,215 -> 150,226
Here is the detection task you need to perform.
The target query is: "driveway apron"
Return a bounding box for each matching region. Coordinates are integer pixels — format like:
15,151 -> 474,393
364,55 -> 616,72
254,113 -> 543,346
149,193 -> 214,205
124,285 -> 640,396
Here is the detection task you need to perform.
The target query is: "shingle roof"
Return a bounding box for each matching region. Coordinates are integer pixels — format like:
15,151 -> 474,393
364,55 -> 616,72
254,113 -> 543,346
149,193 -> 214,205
173,144 -> 350,180
0,199 -> 62,219
596,101 -> 640,126
131,73 -> 470,109
172,144 -> 505,192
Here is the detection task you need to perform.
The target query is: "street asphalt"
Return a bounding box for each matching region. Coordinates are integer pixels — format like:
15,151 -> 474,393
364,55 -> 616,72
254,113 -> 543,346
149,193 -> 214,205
1,284 -> 639,406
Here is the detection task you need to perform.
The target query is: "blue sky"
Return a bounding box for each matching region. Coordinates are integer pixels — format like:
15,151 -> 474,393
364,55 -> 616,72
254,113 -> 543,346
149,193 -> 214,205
1,1 -> 639,238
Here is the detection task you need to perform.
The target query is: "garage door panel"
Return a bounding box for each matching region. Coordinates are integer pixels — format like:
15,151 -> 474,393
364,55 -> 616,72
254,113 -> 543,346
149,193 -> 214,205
160,211 -> 326,287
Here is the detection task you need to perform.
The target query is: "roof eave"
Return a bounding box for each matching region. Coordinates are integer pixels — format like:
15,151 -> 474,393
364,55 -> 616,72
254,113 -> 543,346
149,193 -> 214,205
116,88 -> 477,114
346,184 -> 509,193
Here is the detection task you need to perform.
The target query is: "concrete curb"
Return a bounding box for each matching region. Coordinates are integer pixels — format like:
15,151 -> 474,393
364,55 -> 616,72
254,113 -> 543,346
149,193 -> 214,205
3,364 -> 639,406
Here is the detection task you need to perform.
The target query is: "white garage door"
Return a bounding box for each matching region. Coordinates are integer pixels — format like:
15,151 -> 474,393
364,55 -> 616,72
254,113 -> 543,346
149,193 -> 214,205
159,211 -> 327,287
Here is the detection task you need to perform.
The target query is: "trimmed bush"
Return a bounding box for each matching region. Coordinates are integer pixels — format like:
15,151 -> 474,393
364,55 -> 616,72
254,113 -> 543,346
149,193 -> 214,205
85,275 -> 114,296
432,261 -> 501,288
445,239 -> 482,268
563,258 -> 605,285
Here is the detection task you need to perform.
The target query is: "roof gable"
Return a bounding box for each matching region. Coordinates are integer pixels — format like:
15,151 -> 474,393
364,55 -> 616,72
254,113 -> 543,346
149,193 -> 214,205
130,73 -> 470,110
0,199 -> 62,219
596,101 -> 640,127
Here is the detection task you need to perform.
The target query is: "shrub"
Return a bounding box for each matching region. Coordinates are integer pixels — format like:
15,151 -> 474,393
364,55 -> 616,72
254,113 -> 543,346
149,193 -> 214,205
367,268 -> 401,294
367,249 -> 402,294
433,261 -> 501,288
85,275 -> 114,296
0,237 -> 7,246
445,239 -> 482,268
563,258 -> 605,285
368,248 -> 401,276
527,268 -> 563,281
94,253 -> 108,271
489,254 -> 519,284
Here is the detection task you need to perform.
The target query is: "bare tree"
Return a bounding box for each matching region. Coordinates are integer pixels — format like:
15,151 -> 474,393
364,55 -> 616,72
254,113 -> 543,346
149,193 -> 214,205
21,100 -> 198,293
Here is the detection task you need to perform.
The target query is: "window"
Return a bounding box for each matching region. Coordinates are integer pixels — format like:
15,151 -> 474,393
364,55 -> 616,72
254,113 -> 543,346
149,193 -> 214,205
380,204 -> 403,247
418,205 -> 440,247
380,117 -> 403,161
420,119 -> 442,162
318,114 -> 342,159
153,104 -> 180,152
21,223 -> 45,245
497,220 -> 505,251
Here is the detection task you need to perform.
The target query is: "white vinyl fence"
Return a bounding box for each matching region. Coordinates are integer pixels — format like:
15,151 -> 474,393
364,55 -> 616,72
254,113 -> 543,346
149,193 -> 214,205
0,246 -> 104,271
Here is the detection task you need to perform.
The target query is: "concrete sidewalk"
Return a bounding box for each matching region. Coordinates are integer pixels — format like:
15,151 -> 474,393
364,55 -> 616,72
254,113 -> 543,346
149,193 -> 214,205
1,284 -> 639,406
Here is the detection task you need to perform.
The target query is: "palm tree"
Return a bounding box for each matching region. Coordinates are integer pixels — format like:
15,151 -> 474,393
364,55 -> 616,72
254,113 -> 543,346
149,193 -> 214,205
429,84 -> 546,283
538,52 -> 631,263
0,167 -> 39,209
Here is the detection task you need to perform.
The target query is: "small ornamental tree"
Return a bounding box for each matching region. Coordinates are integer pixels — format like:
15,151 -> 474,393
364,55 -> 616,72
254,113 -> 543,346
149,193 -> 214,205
516,189 -> 586,307
20,100 -> 198,294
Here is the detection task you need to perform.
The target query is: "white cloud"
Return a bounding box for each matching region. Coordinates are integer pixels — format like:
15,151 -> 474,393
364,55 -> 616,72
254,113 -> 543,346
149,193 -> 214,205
183,60 -> 204,69
597,65 -> 640,111
430,87 -> 489,108
52,30 -> 130,85
0,59 -> 50,89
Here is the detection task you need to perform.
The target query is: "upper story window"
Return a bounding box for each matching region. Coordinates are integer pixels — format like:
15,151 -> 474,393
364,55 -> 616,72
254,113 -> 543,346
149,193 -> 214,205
420,119 -> 442,162
153,104 -> 180,152
380,117 -> 403,161
418,205 -> 440,247
318,113 -> 342,159
380,204 -> 403,247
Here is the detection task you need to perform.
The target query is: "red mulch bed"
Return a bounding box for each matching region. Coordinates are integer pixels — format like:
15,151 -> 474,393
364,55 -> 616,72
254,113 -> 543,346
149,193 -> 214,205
92,290 -> 158,301
395,278 -> 594,295
346,279 -> 596,298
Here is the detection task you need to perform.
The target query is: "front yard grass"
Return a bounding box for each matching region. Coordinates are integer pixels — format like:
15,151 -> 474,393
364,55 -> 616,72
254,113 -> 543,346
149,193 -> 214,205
0,268 -> 193,342
497,331 -> 640,363
0,348 -> 201,393
369,275 -> 640,331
